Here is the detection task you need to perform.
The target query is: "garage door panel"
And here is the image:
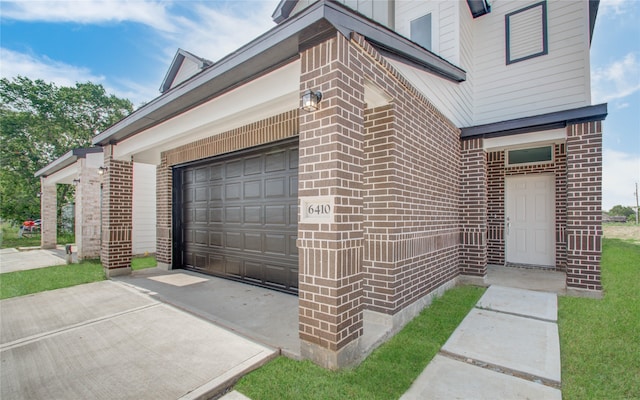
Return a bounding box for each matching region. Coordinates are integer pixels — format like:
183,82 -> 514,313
226,160 -> 242,178
244,206 -> 262,224
244,180 -> 261,198
225,183 -> 241,200
180,140 -> 299,294
245,233 -> 262,252
265,205 -> 286,225
244,156 -> 262,175
225,207 -> 241,223
265,151 -> 286,172
265,177 -> 285,198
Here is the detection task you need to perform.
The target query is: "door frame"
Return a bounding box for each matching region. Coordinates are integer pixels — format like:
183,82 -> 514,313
504,173 -> 556,268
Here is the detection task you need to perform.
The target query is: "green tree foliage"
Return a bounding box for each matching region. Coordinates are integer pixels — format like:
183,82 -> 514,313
609,205 -> 635,218
0,76 -> 133,223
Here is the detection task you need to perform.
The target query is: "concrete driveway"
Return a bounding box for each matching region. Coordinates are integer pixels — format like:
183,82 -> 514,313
0,280 -> 276,399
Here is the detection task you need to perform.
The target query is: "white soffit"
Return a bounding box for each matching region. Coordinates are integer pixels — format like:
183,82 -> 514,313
483,128 -> 566,151
43,162 -> 78,185
114,60 -> 301,165
364,79 -> 392,108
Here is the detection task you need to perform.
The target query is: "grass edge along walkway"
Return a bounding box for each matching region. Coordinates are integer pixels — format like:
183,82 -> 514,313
0,256 -> 157,300
558,238 -> 640,400
235,285 -> 485,400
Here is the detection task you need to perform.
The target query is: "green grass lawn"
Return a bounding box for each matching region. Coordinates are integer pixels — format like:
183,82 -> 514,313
0,260 -> 105,299
1,222 -> 75,249
0,256 -> 157,300
559,239 -> 640,399
235,286 -> 485,400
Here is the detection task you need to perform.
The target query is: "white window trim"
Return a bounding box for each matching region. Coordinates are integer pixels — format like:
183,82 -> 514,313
409,7 -> 439,54
505,144 -> 555,167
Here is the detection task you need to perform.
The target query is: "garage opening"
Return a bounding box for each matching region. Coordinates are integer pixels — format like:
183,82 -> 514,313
173,139 -> 299,294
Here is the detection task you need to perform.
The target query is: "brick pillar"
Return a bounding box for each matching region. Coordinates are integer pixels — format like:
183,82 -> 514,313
156,154 -> 172,270
298,34 -> 365,369
40,178 -> 57,249
75,158 -> 102,259
459,138 -> 488,280
100,145 -> 133,277
565,121 -> 603,295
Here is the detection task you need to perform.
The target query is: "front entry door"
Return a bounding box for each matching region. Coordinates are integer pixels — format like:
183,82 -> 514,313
505,174 -> 555,267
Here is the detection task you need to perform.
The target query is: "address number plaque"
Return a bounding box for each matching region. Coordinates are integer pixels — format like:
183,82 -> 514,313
300,196 -> 334,223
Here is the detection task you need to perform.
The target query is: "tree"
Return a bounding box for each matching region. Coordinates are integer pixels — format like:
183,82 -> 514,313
0,76 -> 133,224
608,205 -> 635,219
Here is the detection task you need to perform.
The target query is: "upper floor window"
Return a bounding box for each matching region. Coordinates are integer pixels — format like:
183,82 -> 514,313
505,1 -> 548,64
410,13 -> 432,51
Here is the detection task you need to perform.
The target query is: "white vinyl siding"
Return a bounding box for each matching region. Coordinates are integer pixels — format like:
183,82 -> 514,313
471,0 -> 591,125
506,2 -> 547,64
386,57 -> 473,127
292,0 -> 393,27
132,162 -> 156,255
172,59 -> 201,89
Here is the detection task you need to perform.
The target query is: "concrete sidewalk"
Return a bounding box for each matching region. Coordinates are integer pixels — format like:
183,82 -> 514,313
0,280 -> 277,399
401,285 -> 561,399
0,246 -> 78,273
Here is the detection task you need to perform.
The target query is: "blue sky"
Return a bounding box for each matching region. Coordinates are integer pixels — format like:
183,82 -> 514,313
1,0 -> 638,210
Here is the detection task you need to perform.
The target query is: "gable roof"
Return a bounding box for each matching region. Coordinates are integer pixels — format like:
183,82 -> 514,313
160,49 -> 213,94
93,0 -> 465,147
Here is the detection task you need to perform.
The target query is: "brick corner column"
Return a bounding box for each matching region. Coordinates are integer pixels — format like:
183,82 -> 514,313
565,121 -> 603,295
76,158 -> 102,259
459,137 -> 488,280
156,153 -> 173,270
101,144 -> 133,277
40,177 -> 57,249
297,33 -> 365,369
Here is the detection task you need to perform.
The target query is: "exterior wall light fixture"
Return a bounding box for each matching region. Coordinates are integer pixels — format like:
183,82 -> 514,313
98,166 -> 107,175
72,178 -> 80,186
36,192 -> 43,198
301,89 -> 322,112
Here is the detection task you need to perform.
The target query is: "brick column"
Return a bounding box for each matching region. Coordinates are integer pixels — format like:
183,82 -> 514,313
75,158 -> 102,259
100,145 -> 133,277
566,121 -> 603,295
40,178 -> 57,249
298,34 -> 365,369
156,154 -> 172,270
459,138 -> 488,280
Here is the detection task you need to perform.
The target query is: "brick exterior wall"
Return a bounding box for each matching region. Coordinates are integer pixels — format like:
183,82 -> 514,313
155,110 -> 300,266
297,33 -> 365,361
101,145 -> 133,274
566,121 -> 602,291
40,179 -> 57,249
360,90 -> 460,313
459,138 -> 487,276
76,158 -> 102,259
486,143 -> 567,270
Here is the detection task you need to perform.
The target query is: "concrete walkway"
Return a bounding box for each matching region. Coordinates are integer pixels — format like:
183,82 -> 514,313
0,246 -> 78,273
0,280 -> 277,400
401,285 -> 561,399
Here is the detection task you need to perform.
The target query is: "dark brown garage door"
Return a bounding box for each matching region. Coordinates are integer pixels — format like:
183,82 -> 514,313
176,140 -> 299,294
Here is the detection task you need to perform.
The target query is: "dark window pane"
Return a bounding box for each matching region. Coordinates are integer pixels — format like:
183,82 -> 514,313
508,146 -> 552,165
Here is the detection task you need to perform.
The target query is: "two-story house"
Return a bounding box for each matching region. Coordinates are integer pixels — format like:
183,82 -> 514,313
91,0 -> 606,368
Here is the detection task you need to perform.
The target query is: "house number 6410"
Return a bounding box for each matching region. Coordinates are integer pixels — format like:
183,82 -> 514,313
307,204 -> 331,215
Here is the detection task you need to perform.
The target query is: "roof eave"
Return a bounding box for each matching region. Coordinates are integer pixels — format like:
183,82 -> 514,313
35,147 -> 103,178
93,0 -> 466,147
460,103 -> 608,139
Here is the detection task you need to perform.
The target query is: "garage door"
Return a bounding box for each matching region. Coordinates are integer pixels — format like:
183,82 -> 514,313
176,140 -> 299,294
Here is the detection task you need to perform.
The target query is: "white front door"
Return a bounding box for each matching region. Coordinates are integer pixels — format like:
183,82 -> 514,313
505,174 -> 555,267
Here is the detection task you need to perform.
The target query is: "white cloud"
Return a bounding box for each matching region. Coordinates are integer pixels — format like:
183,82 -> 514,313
1,0 -> 176,32
0,47 -> 105,87
0,47 -> 152,106
591,52 -> 640,103
599,0 -> 635,16
160,1 -> 279,63
603,148 -> 640,210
